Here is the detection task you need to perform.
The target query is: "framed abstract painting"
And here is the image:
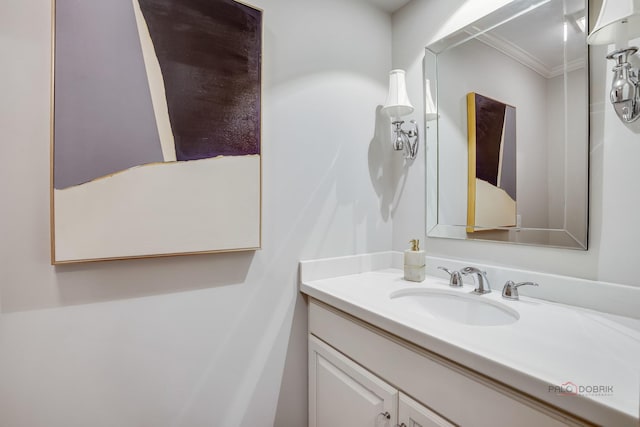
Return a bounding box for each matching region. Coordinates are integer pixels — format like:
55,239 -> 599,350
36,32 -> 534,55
51,0 -> 262,263
466,92 -> 517,233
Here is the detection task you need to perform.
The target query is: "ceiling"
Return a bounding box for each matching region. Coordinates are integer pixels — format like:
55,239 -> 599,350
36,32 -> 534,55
367,0 -> 411,13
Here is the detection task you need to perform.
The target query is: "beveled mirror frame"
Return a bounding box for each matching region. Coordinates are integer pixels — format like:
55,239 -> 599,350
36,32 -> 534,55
425,0 -> 589,250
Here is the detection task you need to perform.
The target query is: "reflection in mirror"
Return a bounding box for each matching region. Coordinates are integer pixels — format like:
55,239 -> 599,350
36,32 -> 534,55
425,0 -> 589,249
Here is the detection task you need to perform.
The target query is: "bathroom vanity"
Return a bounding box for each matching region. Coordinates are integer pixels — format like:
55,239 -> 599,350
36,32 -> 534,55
300,253 -> 640,427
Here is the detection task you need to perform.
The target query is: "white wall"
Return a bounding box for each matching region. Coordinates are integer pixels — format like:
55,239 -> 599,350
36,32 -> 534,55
0,0 -> 393,426
392,0 -> 640,287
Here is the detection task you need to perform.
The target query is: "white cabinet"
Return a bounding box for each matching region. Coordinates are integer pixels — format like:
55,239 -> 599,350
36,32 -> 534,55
309,335 -> 454,427
309,336 -> 396,427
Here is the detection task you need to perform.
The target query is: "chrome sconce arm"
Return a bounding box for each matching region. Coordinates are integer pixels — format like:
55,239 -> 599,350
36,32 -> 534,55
607,47 -> 640,123
588,0 -> 640,124
391,119 -> 419,159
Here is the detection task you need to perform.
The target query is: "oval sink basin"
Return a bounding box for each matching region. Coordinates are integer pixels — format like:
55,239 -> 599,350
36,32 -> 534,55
390,288 -> 519,326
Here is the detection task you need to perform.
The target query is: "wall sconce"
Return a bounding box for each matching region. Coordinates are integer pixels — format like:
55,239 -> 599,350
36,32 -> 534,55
382,70 -> 419,159
587,0 -> 640,123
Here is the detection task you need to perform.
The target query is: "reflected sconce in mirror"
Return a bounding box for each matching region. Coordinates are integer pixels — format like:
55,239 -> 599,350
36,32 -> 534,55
382,69 -> 419,159
588,0 -> 640,123
424,78 -> 438,122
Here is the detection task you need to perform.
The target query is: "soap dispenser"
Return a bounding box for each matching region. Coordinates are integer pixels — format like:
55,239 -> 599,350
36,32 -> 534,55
404,239 -> 426,282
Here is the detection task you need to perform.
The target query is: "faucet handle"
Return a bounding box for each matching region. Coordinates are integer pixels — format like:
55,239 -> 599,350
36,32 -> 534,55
437,266 -> 463,287
502,281 -> 539,300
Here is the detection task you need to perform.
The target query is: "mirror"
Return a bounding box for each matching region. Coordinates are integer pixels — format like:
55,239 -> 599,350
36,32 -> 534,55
425,0 -> 589,249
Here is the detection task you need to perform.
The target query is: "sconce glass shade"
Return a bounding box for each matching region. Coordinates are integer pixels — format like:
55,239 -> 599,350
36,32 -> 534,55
382,69 -> 414,118
587,0 -> 640,45
424,79 -> 438,122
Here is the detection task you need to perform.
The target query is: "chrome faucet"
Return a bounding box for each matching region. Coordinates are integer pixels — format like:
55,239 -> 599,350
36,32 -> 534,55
461,267 -> 491,294
437,266 -> 463,287
502,281 -> 538,300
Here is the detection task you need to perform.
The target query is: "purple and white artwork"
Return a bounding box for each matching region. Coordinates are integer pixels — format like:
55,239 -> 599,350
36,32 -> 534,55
467,92 -> 517,231
52,0 -> 262,263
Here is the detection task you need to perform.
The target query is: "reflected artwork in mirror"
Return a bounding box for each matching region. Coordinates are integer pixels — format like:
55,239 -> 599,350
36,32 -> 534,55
425,0 -> 589,249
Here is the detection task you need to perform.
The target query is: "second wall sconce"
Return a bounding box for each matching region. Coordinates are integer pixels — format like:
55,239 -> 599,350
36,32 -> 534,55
588,0 -> 640,123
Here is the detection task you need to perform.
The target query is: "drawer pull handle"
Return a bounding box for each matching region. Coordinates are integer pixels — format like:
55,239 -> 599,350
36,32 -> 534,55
379,411 -> 391,420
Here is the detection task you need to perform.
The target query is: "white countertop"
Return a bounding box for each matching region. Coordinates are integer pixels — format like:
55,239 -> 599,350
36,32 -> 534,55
301,267 -> 640,427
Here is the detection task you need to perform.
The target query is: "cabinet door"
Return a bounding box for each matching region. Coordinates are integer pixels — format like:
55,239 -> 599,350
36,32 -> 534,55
398,392 -> 456,427
309,335 -> 397,427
